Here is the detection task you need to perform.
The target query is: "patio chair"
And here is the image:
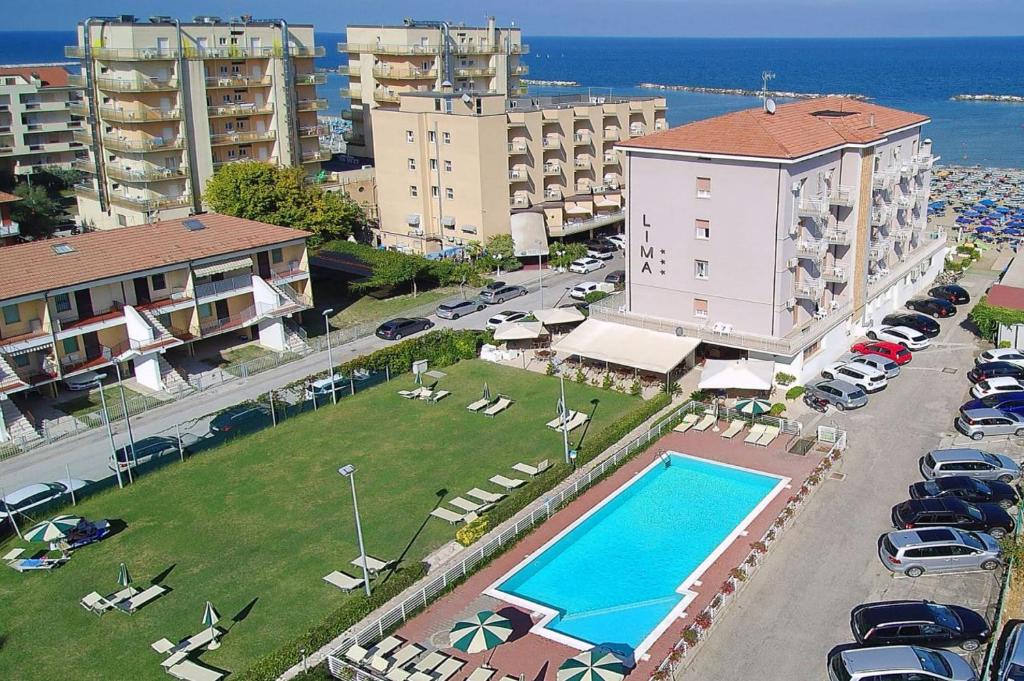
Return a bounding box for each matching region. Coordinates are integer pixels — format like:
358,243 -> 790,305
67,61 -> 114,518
483,396 -> 513,417
166,659 -> 224,681
427,390 -> 450,403
151,638 -> 175,654
490,474 -> 526,491
430,507 -> 467,524
350,556 -> 396,575
673,414 -> 699,433
345,643 -> 371,664
466,667 -> 497,681
692,413 -> 716,432
466,397 -> 491,412
546,410 -> 579,429
323,570 -> 366,592
432,657 -> 466,681
449,497 -> 491,514
80,591 -> 114,615
399,387 -> 426,399
114,583 -> 168,613
466,488 -> 506,504
513,459 -> 551,476
756,425 -> 781,447
744,423 -> 768,445
720,420 -> 746,439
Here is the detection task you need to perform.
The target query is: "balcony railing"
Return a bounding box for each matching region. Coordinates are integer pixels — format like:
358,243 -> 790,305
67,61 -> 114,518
543,163 -> 560,176
104,164 -> 188,183
207,102 -> 273,117
510,195 -> 529,209
209,130 -> 276,146
338,42 -> 443,55
574,157 -> 590,169
300,125 -> 324,138
508,169 -> 528,182
372,65 -> 437,80
913,154 -> 937,172
899,163 -> 915,179
894,193 -> 915,210
794,278 -> 824,299
544,188 -> 562,200
508,140 -> 528,154
603,128 -> 620,141
108,192 -> 191,212
99,105 -> 182,122
453,67 -> 497,78
829,185 -> 855,207
94,76 -> 178,92
205,74 -> 272,88
294,73 -> 328,85
342,130 -> 365,146
199,305 -> 259,336
872,170 -> 897,191
869,238 -> 893,260
102,135 -> 185,152
297,99 -> 329,112
573,133 -> 591,145
629,125 -> 646,137
195,273 -> 253,300
796,196 -> 829,219
373,90 -> 401,104
603,152 -> 619,164
542,138 -> 560,150
795,238 -> 827,260
823,226 -> 852,246
65,45 -> 177,60
68,44 -> 323,60
822,266 -> 849,284
301,149 -> 332,163
870,206 -> 892,226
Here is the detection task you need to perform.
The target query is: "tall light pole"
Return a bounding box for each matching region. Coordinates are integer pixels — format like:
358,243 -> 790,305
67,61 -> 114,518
112,360 -> 138,480
538,253 -> 544,308
552,358 -> 571,465
323,308 -> 336,405
93,373 -> 124,489
339,465 -> 372,597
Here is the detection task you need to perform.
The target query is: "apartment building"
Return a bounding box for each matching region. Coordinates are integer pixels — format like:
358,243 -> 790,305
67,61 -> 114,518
596,97 -> 944,382
0,213 -> 312,442
372,90 -> 667,254
339,17 -> 527,158
0,191 -> 19,246
67,15 -> 329,230
0,66 -> 87,177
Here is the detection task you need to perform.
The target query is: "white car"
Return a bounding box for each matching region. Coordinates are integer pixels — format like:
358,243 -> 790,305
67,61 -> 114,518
64,370 -> 102,391
568,258 -> 605,274
866,325 -> 931,350
845,353 -> 900,379
0,480 -> 90,520
485,310 -> 527,331
971,376 -> 1024,399
570,282 -> 601,300
604,235 -> 626,250
978,348 -> 1024,367
821,361 -> 888,393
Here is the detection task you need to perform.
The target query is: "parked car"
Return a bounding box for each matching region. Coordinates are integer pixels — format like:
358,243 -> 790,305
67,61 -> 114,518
64,370 -> 102,391
971,377 -> 1024,400
603,234 -> 626,250
570,282 -> 601,300
304,374 -> 349,401
967,362 -> 1024,384
850,600 -> 990,651
878,527 -> 1002,577
851,340 -> 913,365
483,281 -> 506,291
109,436 -> 184,472
930,284 -> 971,305
585,241 -> 617,260
568,258 -> 605,274
955,408 -> 1024,440
906,297 -> 957,318
435,299 -> 485,320
485,310 -> 528,331
883,312 -> 941,339
479,285 -> 528,304
846,353 -> 901,379
0,480 -> 91,521
604,270 -> 626,286
828,645 -> 978,681
977,348 -> 1024,367
821,361 -> 888,392
891,498 -> 1015,539
375,317 -> 433,340
996,622 -> 1024,681
866,325 -> 931,350
962,393 -> 1024,413
209,404 -> 273,436
804,379 -> 868,411
920,448 -> 1021,483
910,476 -> 1019,510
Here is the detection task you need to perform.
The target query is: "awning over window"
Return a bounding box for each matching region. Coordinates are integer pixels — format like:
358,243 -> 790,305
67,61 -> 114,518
594,195 -> 620,208
698,358 -> 776,391
192,256 -> 253,278
553,319 -> 699,374
510,212 -> 548,257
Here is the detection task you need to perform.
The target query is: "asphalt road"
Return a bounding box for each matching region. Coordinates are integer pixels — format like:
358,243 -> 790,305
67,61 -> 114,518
0,253 -> 625,494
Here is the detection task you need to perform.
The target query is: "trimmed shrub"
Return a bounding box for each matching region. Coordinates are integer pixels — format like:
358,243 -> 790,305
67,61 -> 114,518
629,379 -> 642,396
1000,340 -> 1013,349
785,385 -> 805,400
970,296 -> 1024,340
456,516 -> 489,546
774,372 -> 796,386
584,290 -> 610,304
769,403 -> 786,417
340,329 -> 488,378
577,392 -> 671,466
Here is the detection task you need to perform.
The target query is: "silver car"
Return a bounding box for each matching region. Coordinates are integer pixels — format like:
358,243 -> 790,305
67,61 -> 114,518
805,379 -> 868,411
878,527 -> 1001,578
996,621 -> 1024,681
829,645 -> 978,681
435,299 -> 485,320
955,408 -> 1024,440
478,285 -> 527,305
845,352 -> 901,379
920,448 -> 1021,483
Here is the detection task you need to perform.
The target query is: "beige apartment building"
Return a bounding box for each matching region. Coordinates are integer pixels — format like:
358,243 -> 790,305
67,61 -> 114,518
339,17 -> 527,158
67,15 -> 329,230
372,90 -> 667,254
0,66 -> 87,177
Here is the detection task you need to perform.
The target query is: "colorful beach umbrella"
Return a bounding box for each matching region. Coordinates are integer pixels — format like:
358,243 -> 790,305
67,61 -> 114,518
557,649 -> 628,681
23,515 -> 81,543
449,611 -> 513,654
117,562 -> 132,588
977,226 -> 995,234
735,398 -> 771,416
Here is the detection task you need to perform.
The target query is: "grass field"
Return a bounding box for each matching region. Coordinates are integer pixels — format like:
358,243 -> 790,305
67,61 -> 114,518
0,360 -> 641,680
56,385 -> 158,421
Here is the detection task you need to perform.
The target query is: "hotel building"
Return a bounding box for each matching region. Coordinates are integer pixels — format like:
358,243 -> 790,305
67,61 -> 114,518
339,17 -> 527,158
371,90 -> 667,254
0,66 -> 87,177
0,213 -> 312,442
67,15 -> 329,230
596,97 -> 944,382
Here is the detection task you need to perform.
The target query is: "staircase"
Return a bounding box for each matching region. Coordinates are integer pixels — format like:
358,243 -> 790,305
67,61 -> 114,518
0,396 -> 41,445
284,321 -> 311,354
156,355 -> 192,396
140,308 -> 173,339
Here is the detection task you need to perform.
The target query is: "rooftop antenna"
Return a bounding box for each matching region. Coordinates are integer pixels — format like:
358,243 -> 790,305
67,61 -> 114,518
761,70 -> 776,111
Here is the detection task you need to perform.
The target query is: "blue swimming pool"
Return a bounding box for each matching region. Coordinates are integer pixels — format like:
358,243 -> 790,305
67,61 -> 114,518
490,453 -> 785,653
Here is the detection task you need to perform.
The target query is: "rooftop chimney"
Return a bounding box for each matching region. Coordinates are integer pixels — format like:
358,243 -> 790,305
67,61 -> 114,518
869,113 -> 876,128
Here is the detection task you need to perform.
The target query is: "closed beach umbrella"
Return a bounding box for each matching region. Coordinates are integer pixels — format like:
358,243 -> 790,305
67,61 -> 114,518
483,383 -> 491,401
735,398 -> 771,416
449,610 -> 513,654
557,649 -> 628,681
23,515 -> 81,543
202,600 -> 222,649
117,562 -> 132,589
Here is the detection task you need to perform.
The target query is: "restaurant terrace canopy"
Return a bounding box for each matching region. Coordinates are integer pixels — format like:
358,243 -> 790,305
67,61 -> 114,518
553,319 -> 699,374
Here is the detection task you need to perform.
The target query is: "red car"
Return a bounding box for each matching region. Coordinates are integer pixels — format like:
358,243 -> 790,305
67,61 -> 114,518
851,340 -> 913,365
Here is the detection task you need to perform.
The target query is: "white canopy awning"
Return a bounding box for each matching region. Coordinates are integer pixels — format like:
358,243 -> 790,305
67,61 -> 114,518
493,321 -> 547,341
594,195 -> 620,208
564,204 -> 591,216
193,256 -> 253,278
698,358 -> 776,391
510,212 -> 549,257
532,307 -> 586,325
553,319 -> 699,374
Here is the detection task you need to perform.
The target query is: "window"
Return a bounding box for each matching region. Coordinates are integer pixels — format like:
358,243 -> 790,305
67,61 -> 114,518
53,293 -> 71,313
803,340 -> 821,360
407,158 -> 416,171
429,159 -> 438,171
695,219 -> 710,240
13,354 -> 29,368
694,260 -> 709,280
198,303 -> 213,318
696,177 -> 711,198
61,337 -> 78,354
693,298 -> 708,319
2,304 -> 19,325
444,159 -> 452,172
428,130 -> 436,143
442,131 -> 451,144
446,187 -> 454,199
271,248 -> 283,264
409,185 -> 418,197
405,130 -> 414,143
431,186 -> 440,198
150,273 -> 166,290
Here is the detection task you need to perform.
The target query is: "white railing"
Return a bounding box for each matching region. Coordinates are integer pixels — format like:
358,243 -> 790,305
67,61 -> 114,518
507,141 -> 527,153
193,274 -> 253,300
795,238 -> 827,260
823,226 -> 851,245
872,170 -> 897,191
796,196 -> 829,218
822,266 -> 849,283
871,206 -> 892,226
794,278 -> 824,299
828,185 -> 855,207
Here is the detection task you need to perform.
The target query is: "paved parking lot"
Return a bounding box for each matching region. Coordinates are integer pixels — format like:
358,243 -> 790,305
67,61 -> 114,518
680,269 -> 1015,679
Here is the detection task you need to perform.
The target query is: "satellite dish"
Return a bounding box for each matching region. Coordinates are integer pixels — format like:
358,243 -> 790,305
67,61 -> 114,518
461,93 -> 472,104
675,327 -> 685,337
765,98 -> 777,114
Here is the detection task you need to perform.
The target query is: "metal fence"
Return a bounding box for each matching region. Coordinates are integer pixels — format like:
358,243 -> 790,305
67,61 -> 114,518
980,504 -> 1024,678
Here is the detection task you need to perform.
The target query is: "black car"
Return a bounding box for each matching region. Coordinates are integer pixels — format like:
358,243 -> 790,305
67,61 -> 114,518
109,436 -> 185,472
910,476 -> 1019,510
882,312 -> 940,338
929,284 -> 971,305
968,361 -> 1024,384
209,404 -> 273,435
375,317 -> 433,341
850,600 -> 990,651
604,270 -> 626,286
890,497 -> 1015,538
483,281 -> 507,291
905,297 -> 956,318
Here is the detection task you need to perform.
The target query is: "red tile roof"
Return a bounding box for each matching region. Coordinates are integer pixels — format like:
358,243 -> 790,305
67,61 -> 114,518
0,213 -> 310,301
0,66 -> 73,88
619,97 -> 930,160
0,191 -> 20,204
987,284 -> 1024,312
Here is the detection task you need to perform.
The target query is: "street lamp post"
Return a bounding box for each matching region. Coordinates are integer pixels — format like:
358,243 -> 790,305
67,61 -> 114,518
338,465 -> 372,597
94,373 -> 124,489
323,308 -> 336,405
552,358 -> 571,465
538,254 -> 544,308
112,360 -> 137,480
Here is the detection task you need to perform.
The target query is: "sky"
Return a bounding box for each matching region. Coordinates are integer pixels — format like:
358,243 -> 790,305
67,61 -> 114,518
3,0 -> 1024,37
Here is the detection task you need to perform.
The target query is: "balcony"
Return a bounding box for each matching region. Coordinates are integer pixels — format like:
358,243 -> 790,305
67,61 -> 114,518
542,137 -> 560,150
205,74 -> 272,88
510,195 -> 529,209
508,168 -> 528,183
373,90 -> 401,104
301,148 -> 332,163
603,152 -> 619,164
899,163 -> 915,179
0,220 -> 19,237
102,135 -> 185,152
511,64 -> 529,76
108,192 -> 191,212
894,193 -> 915,211
101,105 -> 182,122
508,140 -> 528,154
453,66 -> 497,78
573,133 -> 591,145
543,163 -> 560,176
829,185 -> 855,207
870,206 -> 892,227
822,266 -> 849,284
793,278 -> 824,300
544,188 -> 562,201
23,100 -> 73,112
372,65 -> 437,80
574,157 -> 590,169
552,210 -> 626,237
294,73 -> 328,85
214,156 -> 277,170
24,121 -> 78,133
796,196 -> 829,219
207,102 -> 273,118
892,226 -> 913,242
654,120 -> 668,131
913,153 -> 938,172
795,238 -> 827,261
95,76 -> 178,92
297,99 -> 329,112
65,45 -> 178,60
823,226 -> 852,246
629,125 -> 646,137
105,164 -> 188,183
338,42 -> 443,56
603,128 -> 620,141
195,273 -> 254,301
342,130 -> 365,146
299,125 -> 324,138
872,170 -> 896,191
869,238 -> 893,260
199,304 -> 261,337
209,130 -> 276,146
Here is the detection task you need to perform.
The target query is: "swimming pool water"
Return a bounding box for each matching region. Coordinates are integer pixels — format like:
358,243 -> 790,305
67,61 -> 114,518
494,453 -> 783,652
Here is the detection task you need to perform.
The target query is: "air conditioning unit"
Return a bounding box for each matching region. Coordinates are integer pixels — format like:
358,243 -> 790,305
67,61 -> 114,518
791,181 -> 801,193
788,223 -> 799,237
406,214 -> 421,226
786,297 -> 797,310
787,257 -> 799,269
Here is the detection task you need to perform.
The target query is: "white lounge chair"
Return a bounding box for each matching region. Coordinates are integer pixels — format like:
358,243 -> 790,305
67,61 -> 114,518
673,414 -> 699,433
449,497 -> 488,513
80,591 -> 116,614
151,637 -> 176,654
565,411 -> 590,431
432,657 -> 466,681
367,635 -> 404,659
114,584 -> 167,613
345,643 -> 371,664
756,425 -> 781,447
720,420 -> 746,439
467,667 -> 497,681
744,423 -> 768,444
167,659 -> 224,681
350,556 -> 396,575
379,643 -> 424,674
430,507 -> 466,524
413,651 -> 449,672
427,390 -> 450,403
323,570 -> 366,592
546,410 -> 579,429
483,397 -> 512,417
387,668 -> 414,681
513,459 -> 551,476
692,413 -> 716,431
408,673 -> 434,681
5,548 -> 68,572
490,474 -> 526,491
398,387 -> 425,399
466,397 -> 491,412
467,488 -> 506,504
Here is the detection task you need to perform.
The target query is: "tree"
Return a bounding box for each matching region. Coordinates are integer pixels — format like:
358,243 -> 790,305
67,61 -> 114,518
486,233 -> 515,260
351,249 -> 431,296
202,161 -> 281,221
11,182 -> 60,239
549,241 -> 586,268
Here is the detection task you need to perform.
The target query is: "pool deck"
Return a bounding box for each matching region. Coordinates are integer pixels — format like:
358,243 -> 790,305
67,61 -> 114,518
394,425 -> 825,679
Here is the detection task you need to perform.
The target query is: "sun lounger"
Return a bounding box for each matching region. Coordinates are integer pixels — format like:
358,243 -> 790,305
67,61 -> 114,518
546,410 -> 580,429
3,548 -> 24,563
692,414 -> 716,432
513,459 -> 551,476
564,411 -> 590,432
467,667 -> 497,681
466,397 -> 491,412
345,643 -> 371,664
720,419 -> 746,439
152,638 -> 176,654
432,658 -> 466,681
430,507 -> 467,524
379,643 -> 424,674
167,627 -> 223,657
467,488 -> 506,504
756,425 -> 781,447
5,548 -> 68,572
80,591 -> 115,614
398,387 -> 426,399
350,556 -> 396,575
427,390 -> 450,403
323,570 -> 366,592
490,474 -> 525,491
482,396 -> 512,417
744,423 -> 767,444
167,659 -> 224,681
162,651 -> 190,670
414,651 -> 449,672
409,673 -> 434,681
115,583 -> 167,613
449,496 -> 488,513
387,668 -> 414,681
367,635 -> 404,659
673,413 -> 699,433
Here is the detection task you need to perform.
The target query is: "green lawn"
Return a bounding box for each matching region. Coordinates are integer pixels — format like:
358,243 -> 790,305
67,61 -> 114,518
0,360 -> 641,680
56,385 -> 159,421
327,286 -> 463,330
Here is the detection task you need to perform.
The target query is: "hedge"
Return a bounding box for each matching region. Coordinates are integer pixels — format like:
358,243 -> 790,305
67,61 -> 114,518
969,296 -> 1024,339
578,392 -> 671,465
